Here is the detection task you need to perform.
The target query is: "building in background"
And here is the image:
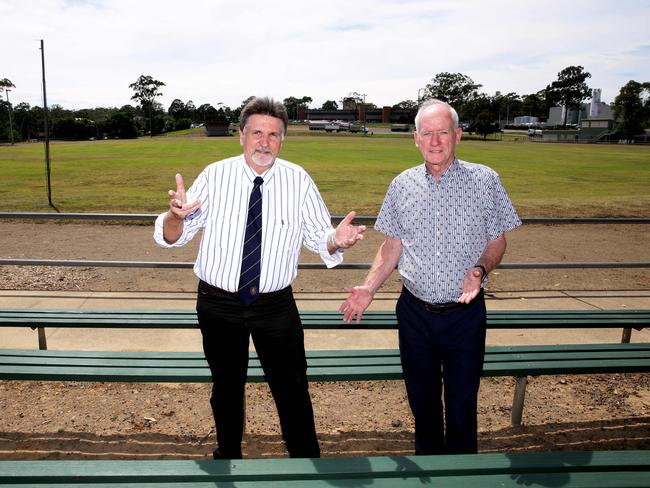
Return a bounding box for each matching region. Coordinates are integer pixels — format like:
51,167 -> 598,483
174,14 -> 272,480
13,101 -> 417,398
544,89 -> 619,143
547,106 -> 581,127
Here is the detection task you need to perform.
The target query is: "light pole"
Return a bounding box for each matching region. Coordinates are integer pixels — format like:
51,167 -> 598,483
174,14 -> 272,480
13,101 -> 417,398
41,39 -> 54,209
417,88 -> 425,105
5,88 -> 14,145
359,93 -> 367,134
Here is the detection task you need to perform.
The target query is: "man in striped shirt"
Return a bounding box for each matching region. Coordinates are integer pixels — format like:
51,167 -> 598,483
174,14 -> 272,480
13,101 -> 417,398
340,99 -> 521,455
154,97 -> 366,459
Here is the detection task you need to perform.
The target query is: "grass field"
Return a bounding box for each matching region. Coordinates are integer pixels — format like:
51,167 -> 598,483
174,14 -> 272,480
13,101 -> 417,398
0,132 -> 648,216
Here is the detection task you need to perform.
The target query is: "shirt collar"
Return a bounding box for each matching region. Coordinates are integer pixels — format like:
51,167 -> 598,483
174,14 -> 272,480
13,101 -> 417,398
239,154 -> 276,184
421,158 -> 459,183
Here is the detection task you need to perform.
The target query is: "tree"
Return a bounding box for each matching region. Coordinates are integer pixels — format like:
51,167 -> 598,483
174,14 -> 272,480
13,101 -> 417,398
421,72 -> 482,115
196,103 -> 216,123
470,110 -> 499,140
129,75 -> 165,137
0,78 -> 14,92
185,100 -> 196,122
521,91 -> 548,120
613,80 -> 650,141
545,66 -> 591,127
0,78 -> 16,143
52,116 -> 95,140
101,110 -> 139,139
321,100 -> 338,110
48,104 -> 72,123
460,93 -> 492,126
491,92 -> 521,126
168,99 -> 186,121
119,104 -> 137,117
232,96 -> 255,121
392,100 -> 418,111
283,96 -> 312,120
12,103 -> 42,141
341,93 -> 364,110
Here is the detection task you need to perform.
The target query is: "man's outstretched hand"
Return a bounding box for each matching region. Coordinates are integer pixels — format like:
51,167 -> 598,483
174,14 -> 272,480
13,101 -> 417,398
338,285 -> 374,324
334,211 -> 366,249
459,266 -> 483,304
168,173 -> 200,220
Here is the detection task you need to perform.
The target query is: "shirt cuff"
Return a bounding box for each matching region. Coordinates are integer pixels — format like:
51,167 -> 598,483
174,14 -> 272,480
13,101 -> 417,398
318,229 -> 344,268
153,212 -> 185,248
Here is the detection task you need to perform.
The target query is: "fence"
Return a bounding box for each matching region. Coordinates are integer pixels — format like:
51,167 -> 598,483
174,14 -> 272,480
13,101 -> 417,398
1,213 -> 649,271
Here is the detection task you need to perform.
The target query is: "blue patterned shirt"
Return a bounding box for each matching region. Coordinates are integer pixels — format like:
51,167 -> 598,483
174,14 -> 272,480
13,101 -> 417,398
375,158 -> 521,303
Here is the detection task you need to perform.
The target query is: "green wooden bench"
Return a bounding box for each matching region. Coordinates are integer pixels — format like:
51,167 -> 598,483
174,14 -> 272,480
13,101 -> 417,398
1,307 -> 649,426
2,343 -> 649,426
1,308 -> 648,349
0,450 -> 649,487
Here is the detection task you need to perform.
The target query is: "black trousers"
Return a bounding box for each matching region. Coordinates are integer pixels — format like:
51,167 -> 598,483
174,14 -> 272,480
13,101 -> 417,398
396,288 -> 487,455
196,280 -> 320,459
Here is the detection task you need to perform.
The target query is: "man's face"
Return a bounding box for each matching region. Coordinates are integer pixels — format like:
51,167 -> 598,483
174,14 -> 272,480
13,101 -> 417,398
240,114 -> 284,173
413,105 -> 462,176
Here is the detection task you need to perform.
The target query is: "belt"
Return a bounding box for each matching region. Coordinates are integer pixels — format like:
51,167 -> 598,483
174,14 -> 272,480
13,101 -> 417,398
198,280 -> 291,300
402,286 -> 470,313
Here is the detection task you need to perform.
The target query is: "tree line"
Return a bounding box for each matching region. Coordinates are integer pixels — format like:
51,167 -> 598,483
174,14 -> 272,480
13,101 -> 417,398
0,67 -> 648,142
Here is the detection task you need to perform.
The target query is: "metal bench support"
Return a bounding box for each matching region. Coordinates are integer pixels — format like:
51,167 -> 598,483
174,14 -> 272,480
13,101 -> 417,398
29,326 -> 49,350
621,327 -> 632,343
511,376 -> 528,426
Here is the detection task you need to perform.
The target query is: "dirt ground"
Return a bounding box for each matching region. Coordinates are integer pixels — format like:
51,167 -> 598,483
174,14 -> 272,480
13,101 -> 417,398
0,221 -> 649,459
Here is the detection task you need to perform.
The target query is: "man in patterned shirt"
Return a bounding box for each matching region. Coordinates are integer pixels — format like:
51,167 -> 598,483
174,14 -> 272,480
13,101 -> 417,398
340,99 -> 521,455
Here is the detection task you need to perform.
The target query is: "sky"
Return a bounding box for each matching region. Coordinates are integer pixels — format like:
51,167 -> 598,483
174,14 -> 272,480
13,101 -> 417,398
2,0 -> 649,111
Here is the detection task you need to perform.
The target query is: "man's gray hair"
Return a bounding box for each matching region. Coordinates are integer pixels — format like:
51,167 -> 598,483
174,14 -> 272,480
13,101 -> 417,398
240,96 -> 289,137
415,99 -> 459,132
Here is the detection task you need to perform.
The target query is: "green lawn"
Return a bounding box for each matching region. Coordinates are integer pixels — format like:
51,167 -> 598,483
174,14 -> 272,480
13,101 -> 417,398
1,135 -> 648,216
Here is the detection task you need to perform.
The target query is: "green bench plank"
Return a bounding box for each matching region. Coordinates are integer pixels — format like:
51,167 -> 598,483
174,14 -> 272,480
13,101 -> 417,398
2,346 -> 650,369
1,474 -> 648,487
1,474 -> 649,487
2,359 -> 648,382
1,308 -> 648,330
1,344 -> 649,382
0,451 -> 648,484
4,350 -> 646,369
0,347 -> 400,359
2,342 -> 649,359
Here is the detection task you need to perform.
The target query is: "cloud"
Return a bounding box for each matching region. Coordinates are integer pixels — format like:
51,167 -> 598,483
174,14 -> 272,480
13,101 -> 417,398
2,0 -> 648,109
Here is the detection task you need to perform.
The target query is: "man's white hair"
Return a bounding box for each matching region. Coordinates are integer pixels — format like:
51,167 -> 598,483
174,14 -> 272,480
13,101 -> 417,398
415,99 -> 459,132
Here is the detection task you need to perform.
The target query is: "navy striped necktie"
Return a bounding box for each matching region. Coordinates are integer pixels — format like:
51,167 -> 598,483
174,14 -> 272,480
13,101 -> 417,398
238,176 -> 264,305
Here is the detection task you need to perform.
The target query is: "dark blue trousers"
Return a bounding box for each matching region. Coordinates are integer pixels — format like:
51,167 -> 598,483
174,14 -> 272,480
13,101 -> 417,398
196,281 -> 320,459
396,288 -> 486,455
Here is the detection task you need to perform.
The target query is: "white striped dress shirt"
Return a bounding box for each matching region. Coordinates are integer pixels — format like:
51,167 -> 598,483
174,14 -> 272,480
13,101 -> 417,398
154,154 -> 342,292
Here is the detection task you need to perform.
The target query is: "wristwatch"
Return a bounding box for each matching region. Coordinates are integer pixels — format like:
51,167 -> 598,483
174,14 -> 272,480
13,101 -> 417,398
474,264 -> 488,282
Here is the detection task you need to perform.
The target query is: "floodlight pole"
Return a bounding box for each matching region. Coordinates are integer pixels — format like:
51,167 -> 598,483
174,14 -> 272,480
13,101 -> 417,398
360,93 -> 367,135
5,88 -> 14,145
40,39 -> 54,209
